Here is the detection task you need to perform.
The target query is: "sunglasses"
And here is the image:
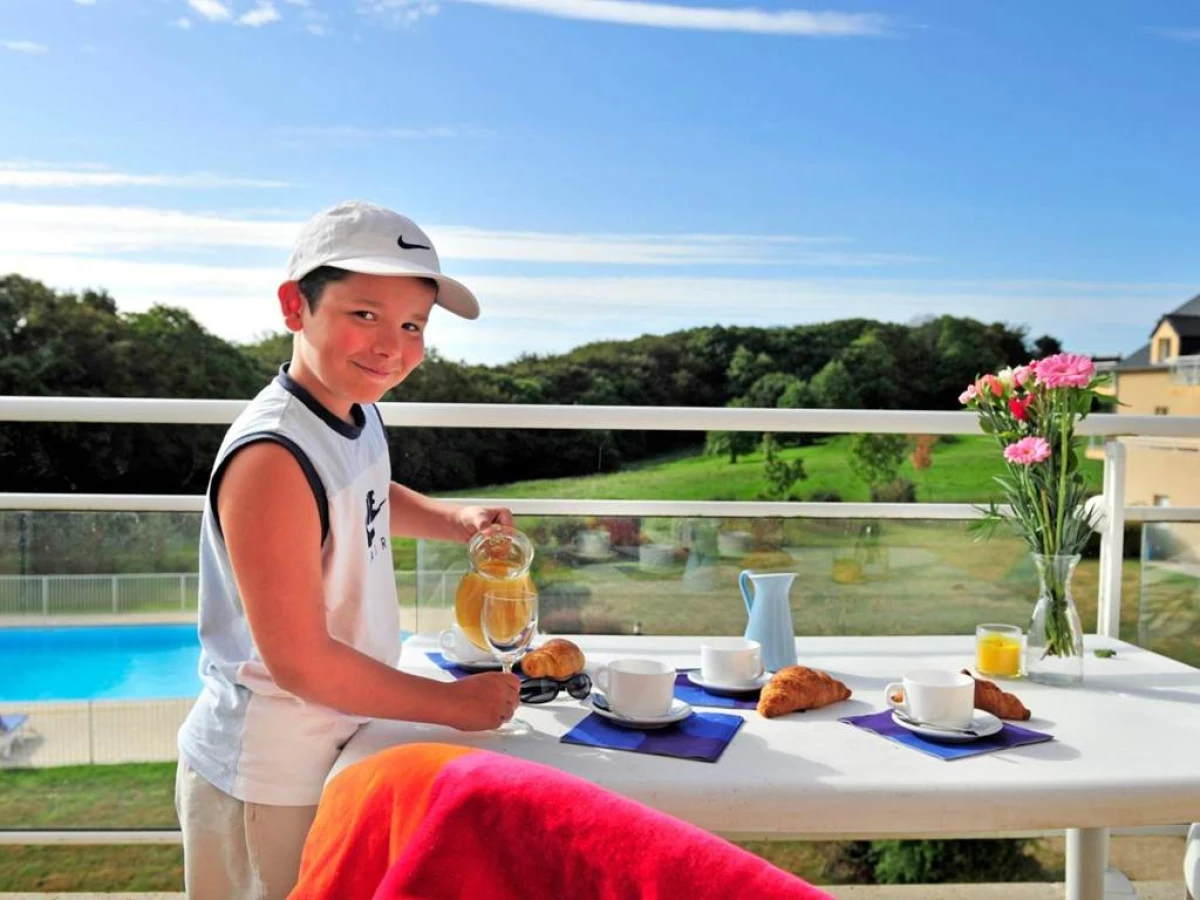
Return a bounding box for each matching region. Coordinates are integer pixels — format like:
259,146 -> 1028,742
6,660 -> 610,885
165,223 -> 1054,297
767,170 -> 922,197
519,672 -> 593,705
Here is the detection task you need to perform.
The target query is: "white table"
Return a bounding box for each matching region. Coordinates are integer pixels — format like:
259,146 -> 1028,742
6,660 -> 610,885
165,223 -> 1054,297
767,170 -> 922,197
333,634 -> 1200,900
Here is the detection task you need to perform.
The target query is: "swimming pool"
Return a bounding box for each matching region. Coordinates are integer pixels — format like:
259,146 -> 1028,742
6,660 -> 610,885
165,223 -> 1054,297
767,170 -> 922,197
0,624 -> 202,702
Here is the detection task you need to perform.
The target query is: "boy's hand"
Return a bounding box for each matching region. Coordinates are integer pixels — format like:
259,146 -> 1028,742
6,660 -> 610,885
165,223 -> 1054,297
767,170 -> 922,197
453,505 -> 514,540
443,671 -> 521,731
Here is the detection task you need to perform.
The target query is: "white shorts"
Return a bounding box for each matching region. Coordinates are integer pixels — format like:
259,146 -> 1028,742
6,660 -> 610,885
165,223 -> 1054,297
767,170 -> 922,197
175,757 -> 318,900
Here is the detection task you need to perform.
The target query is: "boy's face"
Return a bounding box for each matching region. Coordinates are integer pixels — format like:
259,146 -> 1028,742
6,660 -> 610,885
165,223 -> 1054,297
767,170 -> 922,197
279,272 -> 437,416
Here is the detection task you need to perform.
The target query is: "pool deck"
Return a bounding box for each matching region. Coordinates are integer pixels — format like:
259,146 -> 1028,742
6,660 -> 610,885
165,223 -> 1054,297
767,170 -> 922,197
0,698 -> 190,767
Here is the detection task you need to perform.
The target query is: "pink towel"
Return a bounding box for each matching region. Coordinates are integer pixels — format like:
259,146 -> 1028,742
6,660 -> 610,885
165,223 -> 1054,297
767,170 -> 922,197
291,743 -> 832,900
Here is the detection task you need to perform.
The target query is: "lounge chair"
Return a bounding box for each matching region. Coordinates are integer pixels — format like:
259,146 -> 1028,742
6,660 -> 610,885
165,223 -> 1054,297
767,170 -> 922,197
0,713 -> 31,760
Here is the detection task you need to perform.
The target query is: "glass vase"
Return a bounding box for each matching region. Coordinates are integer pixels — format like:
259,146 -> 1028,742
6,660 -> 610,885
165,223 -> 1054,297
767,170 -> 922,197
1026,553 -> 1084,686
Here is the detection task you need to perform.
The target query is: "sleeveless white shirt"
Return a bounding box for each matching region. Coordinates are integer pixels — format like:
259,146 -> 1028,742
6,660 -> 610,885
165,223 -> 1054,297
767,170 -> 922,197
178,369 -> 400,805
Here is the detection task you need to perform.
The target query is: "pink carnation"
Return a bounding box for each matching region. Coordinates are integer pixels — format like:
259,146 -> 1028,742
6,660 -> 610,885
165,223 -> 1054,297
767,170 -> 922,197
1004,436 -> 1052,466
976,374 -> 1004,397
1034,353 -> 1095,389
959,384 -> 978,405
1013,365 -> 1033,387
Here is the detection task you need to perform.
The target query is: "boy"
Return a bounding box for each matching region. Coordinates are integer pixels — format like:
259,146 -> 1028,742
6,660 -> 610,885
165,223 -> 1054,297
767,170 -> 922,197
176,200 -> 520,900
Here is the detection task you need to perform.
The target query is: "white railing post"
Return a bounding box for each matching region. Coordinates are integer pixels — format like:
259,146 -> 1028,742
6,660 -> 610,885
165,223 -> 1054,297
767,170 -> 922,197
111,575 -> 119,613
1097,441 -> 1127,638
41,576 -> 48,615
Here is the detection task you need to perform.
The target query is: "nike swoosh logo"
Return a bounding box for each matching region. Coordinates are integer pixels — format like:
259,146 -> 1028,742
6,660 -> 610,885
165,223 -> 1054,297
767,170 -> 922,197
397,235 -> 431,251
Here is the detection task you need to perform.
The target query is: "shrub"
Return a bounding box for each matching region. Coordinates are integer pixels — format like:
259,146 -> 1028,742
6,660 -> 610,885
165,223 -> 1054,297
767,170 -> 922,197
759,433 -> 807,501
824,838 -> 1045,885
870,478 -> 917,503
808,489 -> 843,503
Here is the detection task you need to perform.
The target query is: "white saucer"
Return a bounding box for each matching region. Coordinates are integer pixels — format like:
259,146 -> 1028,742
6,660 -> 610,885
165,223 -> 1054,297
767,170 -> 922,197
441,651 -> 501,672
891,709 -> 1003,743
686,670 -> 771,696
587,695 -> 693,729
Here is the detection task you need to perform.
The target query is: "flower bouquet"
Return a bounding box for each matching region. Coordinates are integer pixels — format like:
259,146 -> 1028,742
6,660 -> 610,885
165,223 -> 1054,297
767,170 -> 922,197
961,353 -> 1111,685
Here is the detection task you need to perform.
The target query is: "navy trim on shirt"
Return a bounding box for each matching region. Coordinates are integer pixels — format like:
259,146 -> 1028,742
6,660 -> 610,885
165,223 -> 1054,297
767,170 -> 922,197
210,433 -> 330,545
276,365 -> 365,439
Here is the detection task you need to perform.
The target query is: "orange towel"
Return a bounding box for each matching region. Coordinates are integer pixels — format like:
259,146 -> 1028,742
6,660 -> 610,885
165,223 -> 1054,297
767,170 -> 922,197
290,743 -> 831,900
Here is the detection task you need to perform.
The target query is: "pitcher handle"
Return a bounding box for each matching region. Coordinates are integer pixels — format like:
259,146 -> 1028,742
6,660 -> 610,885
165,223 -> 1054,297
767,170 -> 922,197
738,569 -> 754,616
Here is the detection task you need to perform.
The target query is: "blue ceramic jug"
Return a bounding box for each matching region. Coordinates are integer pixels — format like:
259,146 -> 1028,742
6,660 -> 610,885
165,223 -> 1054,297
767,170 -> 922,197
739,570 -> 798,672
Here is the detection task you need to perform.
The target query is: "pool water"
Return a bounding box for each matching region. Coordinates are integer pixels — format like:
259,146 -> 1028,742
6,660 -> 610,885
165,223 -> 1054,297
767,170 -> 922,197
0,624 -> 202,702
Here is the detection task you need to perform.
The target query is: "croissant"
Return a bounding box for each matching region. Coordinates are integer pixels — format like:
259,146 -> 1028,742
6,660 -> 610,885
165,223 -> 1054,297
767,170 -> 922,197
521,638 -> 585,680
961,669 -> 1031,720
757,665 -> 852,718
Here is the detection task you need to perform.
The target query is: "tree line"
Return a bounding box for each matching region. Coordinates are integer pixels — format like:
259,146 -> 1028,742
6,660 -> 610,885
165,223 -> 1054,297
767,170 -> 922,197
0,273 -> 1061,495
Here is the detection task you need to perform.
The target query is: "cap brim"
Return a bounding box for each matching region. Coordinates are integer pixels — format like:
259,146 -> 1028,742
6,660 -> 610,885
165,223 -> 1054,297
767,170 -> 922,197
321,255 -> 480,320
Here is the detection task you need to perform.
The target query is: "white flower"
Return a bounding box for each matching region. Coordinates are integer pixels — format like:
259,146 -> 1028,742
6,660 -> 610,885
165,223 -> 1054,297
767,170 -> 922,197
997,367 -> 1016,388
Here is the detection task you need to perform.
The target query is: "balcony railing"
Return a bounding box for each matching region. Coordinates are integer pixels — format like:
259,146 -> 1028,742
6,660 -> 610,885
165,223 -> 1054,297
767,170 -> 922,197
2,396 -> 1200,849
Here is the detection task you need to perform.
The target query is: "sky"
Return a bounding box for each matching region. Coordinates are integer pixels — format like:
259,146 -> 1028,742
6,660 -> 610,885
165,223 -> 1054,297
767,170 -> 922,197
1,0 -> 1198,366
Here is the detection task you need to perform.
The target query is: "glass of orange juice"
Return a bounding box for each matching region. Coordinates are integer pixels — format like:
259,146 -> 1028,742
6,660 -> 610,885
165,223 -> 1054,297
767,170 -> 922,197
975,623 -> 1023,679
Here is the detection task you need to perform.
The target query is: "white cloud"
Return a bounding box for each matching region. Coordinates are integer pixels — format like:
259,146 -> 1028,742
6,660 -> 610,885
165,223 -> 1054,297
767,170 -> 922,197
271,124 -> 489,140
363,0 -> 889,36
0,200 -> 1179,363
3,40 -> 49,54
0,201 -> 917,266
0,246 -> 1175,362
1152,27 -> 1200,42
73,0 -> 97,5
187,0 -> 233,22
282,0 -> 310,5
306,22 -> 327,35
0,162 -> 288,189
360,0 -> 439,27
238,2 -> 281,26
173,17 -> 194,29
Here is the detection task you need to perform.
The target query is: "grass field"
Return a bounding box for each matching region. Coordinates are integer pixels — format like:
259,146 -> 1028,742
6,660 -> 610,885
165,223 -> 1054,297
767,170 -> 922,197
438,434 -> 1105,504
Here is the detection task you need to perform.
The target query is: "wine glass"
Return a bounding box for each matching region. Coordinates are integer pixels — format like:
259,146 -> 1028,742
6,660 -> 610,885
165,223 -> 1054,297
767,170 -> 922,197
481,588 -> 539,736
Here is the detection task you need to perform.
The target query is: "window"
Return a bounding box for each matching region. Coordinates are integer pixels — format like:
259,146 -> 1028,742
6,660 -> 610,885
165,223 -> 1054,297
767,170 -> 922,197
1154,406 -> 1169,416
1157,337 -> 1172,361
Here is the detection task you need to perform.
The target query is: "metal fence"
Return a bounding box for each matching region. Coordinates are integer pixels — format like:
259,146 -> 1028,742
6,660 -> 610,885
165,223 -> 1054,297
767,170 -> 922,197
0,571 -> 440,618
0,573 -> 199,616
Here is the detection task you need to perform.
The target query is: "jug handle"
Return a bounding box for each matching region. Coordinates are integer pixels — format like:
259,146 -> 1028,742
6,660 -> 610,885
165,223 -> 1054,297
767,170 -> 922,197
739,569 -> 754,616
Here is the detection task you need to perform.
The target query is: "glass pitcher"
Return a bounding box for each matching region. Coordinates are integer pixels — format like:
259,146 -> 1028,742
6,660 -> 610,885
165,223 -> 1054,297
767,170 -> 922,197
455,524 -> 536,650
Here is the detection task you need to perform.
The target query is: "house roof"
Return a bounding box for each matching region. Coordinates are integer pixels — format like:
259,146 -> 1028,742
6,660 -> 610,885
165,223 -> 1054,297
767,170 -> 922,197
1164,315 -> 1200,338
1114,293 -> 1200,371
1170,294 -> 1200,317
1114,342 -> 1156,372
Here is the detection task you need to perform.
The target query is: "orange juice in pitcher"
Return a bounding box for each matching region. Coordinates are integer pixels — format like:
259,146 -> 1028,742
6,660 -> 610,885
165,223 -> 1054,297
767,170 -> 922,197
455,525 -> 535,650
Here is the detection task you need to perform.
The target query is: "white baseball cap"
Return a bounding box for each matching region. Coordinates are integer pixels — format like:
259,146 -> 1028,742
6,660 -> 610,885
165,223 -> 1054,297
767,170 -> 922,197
284,200 -> 479,320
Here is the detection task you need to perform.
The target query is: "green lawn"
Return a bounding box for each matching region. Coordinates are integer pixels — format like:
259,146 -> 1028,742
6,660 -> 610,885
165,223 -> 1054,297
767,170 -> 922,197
434,434 -> 1104,503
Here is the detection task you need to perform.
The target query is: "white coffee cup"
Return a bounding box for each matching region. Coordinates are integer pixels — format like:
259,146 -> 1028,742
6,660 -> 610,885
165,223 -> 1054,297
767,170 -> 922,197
438,625 -> 493,663
700,637 -> 764,687
595,658 -> 675,718
884,669 -> 975,729
575,529 -> 611,558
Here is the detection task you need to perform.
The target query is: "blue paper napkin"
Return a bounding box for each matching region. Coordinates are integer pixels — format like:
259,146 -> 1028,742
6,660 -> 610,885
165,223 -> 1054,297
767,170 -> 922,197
426,651 -> 476,679
840,710 -> 1053,760
426,651 -> 530,681
561,710 -> 744,763
673,670 -> 759,710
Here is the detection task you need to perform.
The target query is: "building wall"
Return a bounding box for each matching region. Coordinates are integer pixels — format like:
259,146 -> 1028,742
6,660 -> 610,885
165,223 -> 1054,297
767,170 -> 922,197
1123,441 -> 1200,507
1150,321 -> 1179,363
1122,441 -> 1200,561
1115,369 -> 1200,416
